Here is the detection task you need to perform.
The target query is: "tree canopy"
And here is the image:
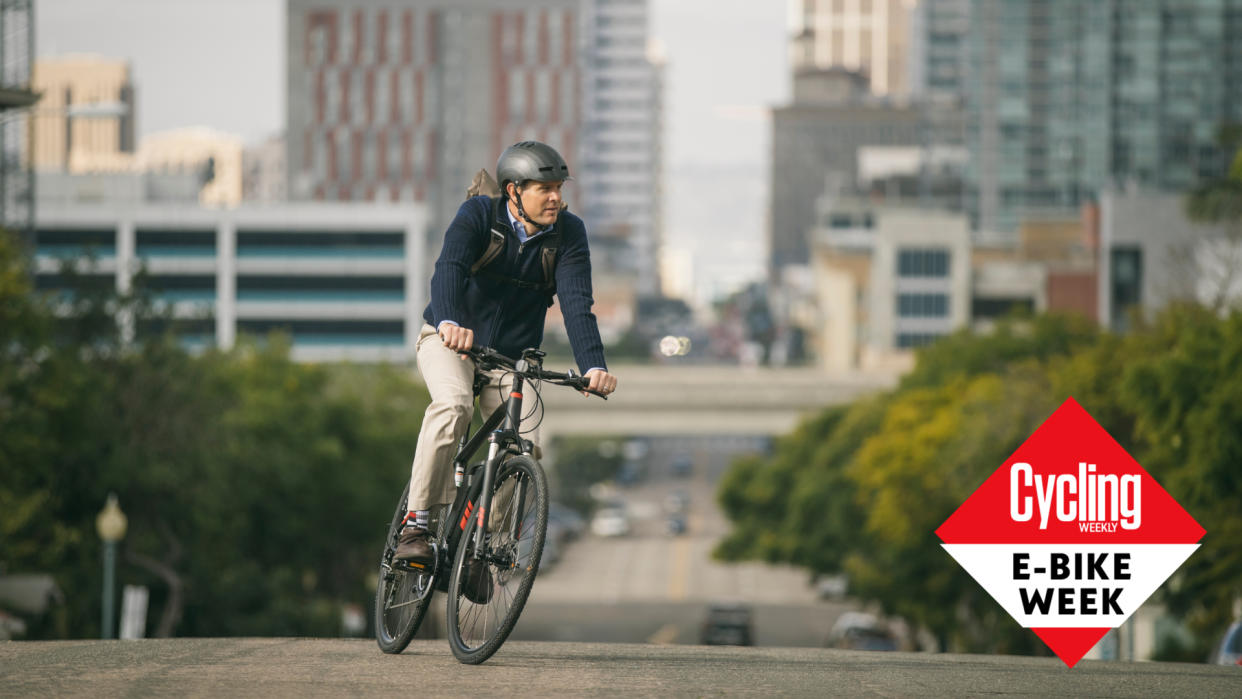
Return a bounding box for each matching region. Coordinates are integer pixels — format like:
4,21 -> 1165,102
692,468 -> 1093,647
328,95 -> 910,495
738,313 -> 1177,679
716,309 -> 1242,658
0,232 -> 430,638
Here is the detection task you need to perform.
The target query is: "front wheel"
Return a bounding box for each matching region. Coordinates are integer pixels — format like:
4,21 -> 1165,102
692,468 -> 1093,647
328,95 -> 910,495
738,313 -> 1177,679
446,455 -> 548,664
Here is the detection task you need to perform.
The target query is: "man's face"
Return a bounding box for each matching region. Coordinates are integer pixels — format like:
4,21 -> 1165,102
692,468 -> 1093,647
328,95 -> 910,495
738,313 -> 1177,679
511,180 -> 564,227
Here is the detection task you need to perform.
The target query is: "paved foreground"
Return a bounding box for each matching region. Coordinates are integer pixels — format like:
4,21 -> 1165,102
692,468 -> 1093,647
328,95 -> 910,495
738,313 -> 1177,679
1,638 -> 1238,697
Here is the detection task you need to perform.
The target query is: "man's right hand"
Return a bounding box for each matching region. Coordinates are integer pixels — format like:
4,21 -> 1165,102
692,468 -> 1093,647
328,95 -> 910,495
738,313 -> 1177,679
438,323 -> 474,353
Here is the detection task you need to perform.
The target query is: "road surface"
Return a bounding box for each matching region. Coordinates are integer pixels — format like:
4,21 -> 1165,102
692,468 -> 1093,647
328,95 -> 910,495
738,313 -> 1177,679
2,638 -> 1238,697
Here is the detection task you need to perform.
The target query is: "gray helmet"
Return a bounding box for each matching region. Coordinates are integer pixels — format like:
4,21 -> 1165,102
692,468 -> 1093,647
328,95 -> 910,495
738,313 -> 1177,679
496,141 -> 571,198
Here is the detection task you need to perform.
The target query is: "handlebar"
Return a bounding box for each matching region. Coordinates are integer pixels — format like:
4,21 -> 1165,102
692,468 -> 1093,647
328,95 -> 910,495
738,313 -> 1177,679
462,346 -> 608,400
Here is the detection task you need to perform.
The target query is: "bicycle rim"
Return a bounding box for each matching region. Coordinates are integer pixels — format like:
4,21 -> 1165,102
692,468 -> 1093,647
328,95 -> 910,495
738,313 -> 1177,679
375,482 -> 433,653
446,455 -> 548,664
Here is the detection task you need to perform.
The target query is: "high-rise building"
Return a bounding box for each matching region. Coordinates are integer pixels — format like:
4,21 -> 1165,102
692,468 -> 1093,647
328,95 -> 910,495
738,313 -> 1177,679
31,55 -> 135,173
790,0 -> 919,98
285,0 -> 582,235
579,0 -> 663,297
963,0 -> 1242,235
0,0 -> 36,239
908,0 -> 969,99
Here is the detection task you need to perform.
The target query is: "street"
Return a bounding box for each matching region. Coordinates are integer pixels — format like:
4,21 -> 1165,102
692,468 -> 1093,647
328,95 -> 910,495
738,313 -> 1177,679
3,638 -> 1238,697
518,434 -> 845,647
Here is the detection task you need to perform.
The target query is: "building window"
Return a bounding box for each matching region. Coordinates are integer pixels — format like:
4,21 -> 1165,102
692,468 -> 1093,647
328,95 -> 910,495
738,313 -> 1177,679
897,248 -> 950,277
897,293 -> 949,318
1110,246 -> 1142,332
972,297 -> 1035,319
895,332 -> 942,349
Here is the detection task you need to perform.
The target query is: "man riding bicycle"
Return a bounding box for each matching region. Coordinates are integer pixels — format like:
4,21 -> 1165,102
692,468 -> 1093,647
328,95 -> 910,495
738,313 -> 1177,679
395,141 -> 618,564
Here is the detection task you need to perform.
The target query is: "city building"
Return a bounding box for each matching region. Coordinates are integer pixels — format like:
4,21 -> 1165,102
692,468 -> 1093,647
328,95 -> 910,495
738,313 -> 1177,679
579,0 -> 663,297
790,0 -> 918,98
30,55 -> 135,173
243,134 -> 288,203
137,128 -> 245,208
806,183 -> 1100,371
963,0 -> 1242,236
1097,188 -> 1238,333
285,0 -> 661,343
285,0 -> 582,231
0,0 -> 36,239
907,0 -> 969,99
808,198 -> 971,371
769,67 -> 961,275
34,173 -> 429,363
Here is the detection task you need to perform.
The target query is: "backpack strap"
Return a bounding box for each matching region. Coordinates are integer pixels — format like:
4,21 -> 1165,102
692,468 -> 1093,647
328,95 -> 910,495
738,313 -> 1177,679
540,230 -> 560,297
470,226 -> 507,275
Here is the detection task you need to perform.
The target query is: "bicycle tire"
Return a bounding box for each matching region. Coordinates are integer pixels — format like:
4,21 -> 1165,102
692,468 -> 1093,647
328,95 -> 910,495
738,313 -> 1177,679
446,455 -> 548,664
375,481 -> 434,654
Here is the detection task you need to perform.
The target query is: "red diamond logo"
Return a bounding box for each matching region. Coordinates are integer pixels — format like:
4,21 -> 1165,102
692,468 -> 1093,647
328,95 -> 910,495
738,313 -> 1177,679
936,397 -> 1204,667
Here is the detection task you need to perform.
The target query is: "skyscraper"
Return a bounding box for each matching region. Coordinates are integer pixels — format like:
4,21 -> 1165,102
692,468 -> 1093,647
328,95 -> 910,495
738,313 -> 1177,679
963,0 -> 1242,235
286,0 -> 582,234
579,0 -> 663,296
790,0 -> 919,98
286,0 -> 663,297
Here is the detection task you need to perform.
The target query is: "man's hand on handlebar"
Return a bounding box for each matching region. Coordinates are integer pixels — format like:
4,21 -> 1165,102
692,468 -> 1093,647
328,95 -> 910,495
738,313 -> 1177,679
439,324 -> 474,354
583,368 -> 618,398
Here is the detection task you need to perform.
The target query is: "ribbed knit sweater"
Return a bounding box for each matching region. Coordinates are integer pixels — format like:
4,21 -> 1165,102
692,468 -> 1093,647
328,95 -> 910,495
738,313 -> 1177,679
423,196 -> 608,373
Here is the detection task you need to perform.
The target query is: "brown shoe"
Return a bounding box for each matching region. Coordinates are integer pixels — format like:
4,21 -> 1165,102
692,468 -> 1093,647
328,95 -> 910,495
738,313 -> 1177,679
393,526 -> 433,565
460,554 -> 493,605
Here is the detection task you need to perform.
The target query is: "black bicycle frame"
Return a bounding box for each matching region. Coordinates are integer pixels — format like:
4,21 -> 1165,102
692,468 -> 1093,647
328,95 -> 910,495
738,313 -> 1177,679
445,356 -> 537,559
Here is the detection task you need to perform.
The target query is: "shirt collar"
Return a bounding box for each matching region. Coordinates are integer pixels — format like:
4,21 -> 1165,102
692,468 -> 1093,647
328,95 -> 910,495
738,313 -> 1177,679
505,202 -> 553,240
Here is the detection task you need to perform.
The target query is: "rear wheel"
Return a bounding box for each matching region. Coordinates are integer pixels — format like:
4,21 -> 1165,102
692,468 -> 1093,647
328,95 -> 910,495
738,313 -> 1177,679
375,481 -> 434,653
446,455 -> 548,664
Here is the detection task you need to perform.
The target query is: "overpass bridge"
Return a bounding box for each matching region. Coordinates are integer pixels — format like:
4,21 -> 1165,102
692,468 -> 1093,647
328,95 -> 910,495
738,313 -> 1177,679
535,363 -> 899,440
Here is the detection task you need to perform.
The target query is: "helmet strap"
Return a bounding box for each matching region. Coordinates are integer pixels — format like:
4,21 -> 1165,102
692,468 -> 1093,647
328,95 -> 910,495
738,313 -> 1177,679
509,182 -> 540,229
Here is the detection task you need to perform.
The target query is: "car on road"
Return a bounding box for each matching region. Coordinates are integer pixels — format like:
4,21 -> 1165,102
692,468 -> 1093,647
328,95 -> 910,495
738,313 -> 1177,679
590,506 -> 630,537
670,455 -> 693,478
825,612 -> 897,651
664,489 -> 690,513
548,502 -> 586,540
1209,620 -> 1242,666
700,602 -> 753,646
664,513 -> 687,536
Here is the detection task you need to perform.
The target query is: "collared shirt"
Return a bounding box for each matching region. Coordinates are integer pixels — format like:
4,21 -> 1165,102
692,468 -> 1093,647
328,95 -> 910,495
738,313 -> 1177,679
506,202 -> 553,243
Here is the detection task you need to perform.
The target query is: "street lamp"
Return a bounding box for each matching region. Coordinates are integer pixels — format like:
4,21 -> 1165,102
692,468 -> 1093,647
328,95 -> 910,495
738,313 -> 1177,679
96,493 -> 127,640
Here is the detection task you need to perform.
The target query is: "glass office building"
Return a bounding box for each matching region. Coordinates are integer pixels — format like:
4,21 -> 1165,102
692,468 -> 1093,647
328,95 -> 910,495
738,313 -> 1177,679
964,0 -> 1242,234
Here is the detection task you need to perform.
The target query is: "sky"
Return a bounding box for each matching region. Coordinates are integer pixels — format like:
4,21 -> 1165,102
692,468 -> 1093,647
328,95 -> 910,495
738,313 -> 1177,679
36,0 -> 789,306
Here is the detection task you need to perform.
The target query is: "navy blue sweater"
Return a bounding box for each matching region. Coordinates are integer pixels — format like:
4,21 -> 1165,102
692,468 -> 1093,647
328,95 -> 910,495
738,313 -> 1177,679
423,196 -> 608,373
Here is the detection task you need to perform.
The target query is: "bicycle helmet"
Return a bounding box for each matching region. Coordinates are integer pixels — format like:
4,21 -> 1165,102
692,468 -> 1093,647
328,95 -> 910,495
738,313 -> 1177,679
496,141 -> 571,225
496,141 -> 571,196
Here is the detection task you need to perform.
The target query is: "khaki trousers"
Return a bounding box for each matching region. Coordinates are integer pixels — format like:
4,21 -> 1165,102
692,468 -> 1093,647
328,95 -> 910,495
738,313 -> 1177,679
407,324 -> 541,512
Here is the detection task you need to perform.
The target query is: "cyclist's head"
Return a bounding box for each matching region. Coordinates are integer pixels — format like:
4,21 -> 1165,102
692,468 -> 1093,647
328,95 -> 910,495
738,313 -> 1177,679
497,141 -> 570,227
497,141 -> 570,197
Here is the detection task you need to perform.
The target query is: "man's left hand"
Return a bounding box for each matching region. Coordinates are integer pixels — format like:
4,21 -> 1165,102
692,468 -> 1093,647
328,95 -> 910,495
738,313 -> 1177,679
583,369 -> 618,397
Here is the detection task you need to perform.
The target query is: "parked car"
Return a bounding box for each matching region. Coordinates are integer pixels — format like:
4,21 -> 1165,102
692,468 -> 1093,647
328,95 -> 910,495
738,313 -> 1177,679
825,612 -> 897,651
590,506 -> 630,537
1209,620 -> 1242,666
700,602 -> 753,646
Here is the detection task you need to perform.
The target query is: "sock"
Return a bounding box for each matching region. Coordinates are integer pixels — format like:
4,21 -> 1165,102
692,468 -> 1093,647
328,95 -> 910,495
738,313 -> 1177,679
404,510 -> 429,530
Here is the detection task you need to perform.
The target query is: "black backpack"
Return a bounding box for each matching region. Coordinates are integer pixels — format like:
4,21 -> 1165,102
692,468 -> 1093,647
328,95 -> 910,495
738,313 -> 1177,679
466,169 -> 560,299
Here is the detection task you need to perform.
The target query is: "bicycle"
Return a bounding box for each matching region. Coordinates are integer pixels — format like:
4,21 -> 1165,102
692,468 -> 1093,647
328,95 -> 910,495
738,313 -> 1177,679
374,345 -> 606,664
